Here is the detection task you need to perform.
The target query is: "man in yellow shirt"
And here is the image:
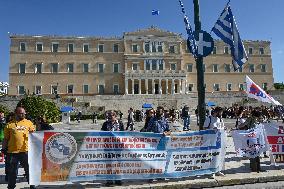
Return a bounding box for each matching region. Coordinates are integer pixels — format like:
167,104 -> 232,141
2,107 -> 35,189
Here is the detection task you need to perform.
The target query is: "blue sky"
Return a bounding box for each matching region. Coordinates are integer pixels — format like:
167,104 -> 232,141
0,0 -> 283,83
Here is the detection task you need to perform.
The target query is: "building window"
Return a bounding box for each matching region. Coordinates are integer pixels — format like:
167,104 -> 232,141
36,43 -> 43,52
146,60 -> 151,70
18,86 -> 25,95
113,84 -> 119,94
224,64 -> 231,72
157,42 -> 163,52
83,43 -> 89,52
213,64 -> 218,72
18,63 -> 26,74
249,64 -> 255,73
83,63 -> 89,73
151,43 -> 157,52
52,42 -> 59,52
98,63 -> 104,73
35,86 -> 42,95
113,44 -> 119,53
260,64 -> 267,72
237,66 -> 243,73
132,44 -> 138,53
169,45 -> 176,53
67,63 -> 74,73
226,83 -> 232,91
213,83 -> 220,91
248,47 -> 253,55
83,85 -> 89,94
132,63 -> 138,71
262,83 -> 268,90
113,63 -> 119,73
67,85 -> 74,94
152,60 -> 157,70
98,44 -> 104,52
34,63 -> 42,73
98,85 -> 104,94
51,63 -> 58,73
170,63 -> 176,70
187,64 -> 193,72
212,46 -> 217,54
20,42 -> 26,52
158,60 -> 163,70
68,43 -> 74,53
239,83 -> 244,91
259,47 -> 264,55
224,46 -> 229,54
51,85 -> 58,94
188,84 -> 194,92
144,42 -> 150,53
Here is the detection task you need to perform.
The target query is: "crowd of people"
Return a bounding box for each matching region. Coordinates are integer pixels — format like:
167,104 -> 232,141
1,103 -> 284,188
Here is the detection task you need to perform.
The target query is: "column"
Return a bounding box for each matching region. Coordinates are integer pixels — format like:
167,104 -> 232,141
171,79 -> 175,94
179,79 -> 182,94
166,79 -> 168,94
125,62 -> 128,73
152,79 -> 155,94
132,79 -> 134,95
139,79 -> 141,94
159,79 -> 162,94
184,79 -> 188,94
125,78 -> 128,95
145,79 -> 148,94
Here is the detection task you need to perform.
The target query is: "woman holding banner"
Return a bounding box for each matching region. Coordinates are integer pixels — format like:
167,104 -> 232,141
238,109 -> 265,173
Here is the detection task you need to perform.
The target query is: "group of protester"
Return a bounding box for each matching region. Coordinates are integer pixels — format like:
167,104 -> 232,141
0,103 -> 283,188
0,107 -> 54,189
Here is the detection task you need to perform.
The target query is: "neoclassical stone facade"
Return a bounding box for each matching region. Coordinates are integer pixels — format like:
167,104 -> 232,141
9,26 -> 274,96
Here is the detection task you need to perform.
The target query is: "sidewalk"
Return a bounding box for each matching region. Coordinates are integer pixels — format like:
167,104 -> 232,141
1,119 -> 284,188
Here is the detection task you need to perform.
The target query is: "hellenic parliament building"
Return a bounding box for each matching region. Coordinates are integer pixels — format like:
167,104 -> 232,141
9,26 -> 274,97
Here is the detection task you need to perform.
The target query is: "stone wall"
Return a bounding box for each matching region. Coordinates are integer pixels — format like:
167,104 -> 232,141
2,91 -> 283,115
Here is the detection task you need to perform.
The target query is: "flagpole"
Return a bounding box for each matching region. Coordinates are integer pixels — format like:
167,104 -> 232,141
193,0 -> 206,130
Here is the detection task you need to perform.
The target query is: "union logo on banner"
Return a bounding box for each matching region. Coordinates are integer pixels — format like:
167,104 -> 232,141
249,83 -> 266,98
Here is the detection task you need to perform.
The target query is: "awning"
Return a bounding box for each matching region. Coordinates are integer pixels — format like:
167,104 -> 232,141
142,103 -> 152,109
206,101 -> 216,107
60,106 -> 74,112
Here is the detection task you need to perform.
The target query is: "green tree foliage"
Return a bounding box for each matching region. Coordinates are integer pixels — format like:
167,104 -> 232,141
274,83 -> 284,90
0,104 -> 9,116
17,96 -> 60,123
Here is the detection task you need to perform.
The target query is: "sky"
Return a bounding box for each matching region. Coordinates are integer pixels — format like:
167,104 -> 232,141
0,0 -> 283,83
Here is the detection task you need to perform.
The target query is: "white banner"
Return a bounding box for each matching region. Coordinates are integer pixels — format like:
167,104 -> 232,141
263,122 -> 284,166
232,124 -> 268,158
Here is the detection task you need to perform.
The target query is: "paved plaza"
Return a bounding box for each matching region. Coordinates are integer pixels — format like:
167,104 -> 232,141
1,116 -> 284,189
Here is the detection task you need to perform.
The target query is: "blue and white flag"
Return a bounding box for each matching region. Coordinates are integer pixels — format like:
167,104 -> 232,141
152,10 -> 160,15
212,3 -> 248,70
178,0 -> 198,58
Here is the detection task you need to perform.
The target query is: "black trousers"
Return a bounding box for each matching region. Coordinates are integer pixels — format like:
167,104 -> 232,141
249,156 -> 260,172
8,152 -> 29,189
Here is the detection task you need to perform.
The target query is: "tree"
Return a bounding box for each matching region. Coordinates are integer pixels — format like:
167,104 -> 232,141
17,96 -> 61,123
0,104 -> 9,116
274,83 -> 284,90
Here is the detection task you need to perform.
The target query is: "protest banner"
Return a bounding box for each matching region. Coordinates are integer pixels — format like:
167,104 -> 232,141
29,130 -> 225,185
232,124 -> 268,158
263,122 -> 284,166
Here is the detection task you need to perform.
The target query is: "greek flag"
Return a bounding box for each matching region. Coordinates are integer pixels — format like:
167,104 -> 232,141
212,3 -> 248,70
178,0 -> 198,58
152,10 -> 159,15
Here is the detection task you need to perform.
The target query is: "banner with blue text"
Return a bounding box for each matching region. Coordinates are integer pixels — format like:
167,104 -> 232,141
29,130 -> 225,185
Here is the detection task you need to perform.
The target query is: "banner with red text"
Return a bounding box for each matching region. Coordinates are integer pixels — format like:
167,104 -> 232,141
263,122 -> 284,166
29,130 -> 225,185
